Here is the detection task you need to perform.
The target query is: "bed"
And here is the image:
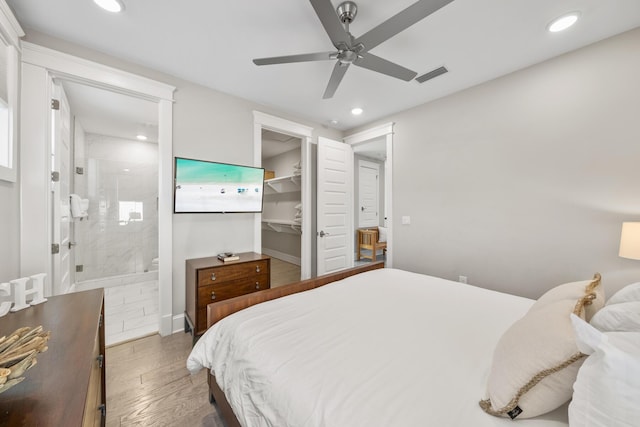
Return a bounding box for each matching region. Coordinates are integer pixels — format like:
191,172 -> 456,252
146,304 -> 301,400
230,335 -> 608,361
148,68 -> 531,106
187,263 -> 583,427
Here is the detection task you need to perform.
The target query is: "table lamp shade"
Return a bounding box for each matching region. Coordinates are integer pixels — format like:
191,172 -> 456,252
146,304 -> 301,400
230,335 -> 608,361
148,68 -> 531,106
619,222 -> 640,260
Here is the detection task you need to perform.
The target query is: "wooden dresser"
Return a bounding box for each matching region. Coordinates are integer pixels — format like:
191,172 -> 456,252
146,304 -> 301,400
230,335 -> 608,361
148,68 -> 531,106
185,252 -> 270,337
0,289 -> 106,426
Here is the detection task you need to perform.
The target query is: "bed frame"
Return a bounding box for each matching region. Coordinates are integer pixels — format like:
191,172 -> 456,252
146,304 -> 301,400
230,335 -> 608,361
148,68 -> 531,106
205,261 -> 385,426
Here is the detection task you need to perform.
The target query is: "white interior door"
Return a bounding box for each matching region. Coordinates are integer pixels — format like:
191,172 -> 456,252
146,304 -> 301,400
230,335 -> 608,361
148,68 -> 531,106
317,137 -> 353,275
51,81 -> 73,295
358,160 -> 379,228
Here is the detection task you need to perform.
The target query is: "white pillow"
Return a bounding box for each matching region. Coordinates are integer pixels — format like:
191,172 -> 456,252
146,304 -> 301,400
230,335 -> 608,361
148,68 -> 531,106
569,315 -> 640,427
480,274 -> 602,419
377,226 -> 387,243
533,276 -> 605,321
607,282 -> 640,305
590,302 -> 640,332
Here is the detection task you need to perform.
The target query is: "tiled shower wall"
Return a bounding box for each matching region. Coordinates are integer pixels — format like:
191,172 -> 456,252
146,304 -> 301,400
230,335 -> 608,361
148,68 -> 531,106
74,133 -> 158,282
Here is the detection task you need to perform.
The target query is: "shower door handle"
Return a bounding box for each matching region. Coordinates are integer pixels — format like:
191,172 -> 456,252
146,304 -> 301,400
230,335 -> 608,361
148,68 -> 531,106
68,241 -> 77,249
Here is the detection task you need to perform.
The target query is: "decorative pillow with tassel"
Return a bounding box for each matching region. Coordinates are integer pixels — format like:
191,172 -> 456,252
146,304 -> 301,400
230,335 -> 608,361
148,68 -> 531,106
479,273 -> 603,419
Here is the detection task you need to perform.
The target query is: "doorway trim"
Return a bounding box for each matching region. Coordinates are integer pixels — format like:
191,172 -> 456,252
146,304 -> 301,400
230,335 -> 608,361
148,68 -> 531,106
343,122 -> 394,267
19,42 -> 176,336
253,111 -> 313,279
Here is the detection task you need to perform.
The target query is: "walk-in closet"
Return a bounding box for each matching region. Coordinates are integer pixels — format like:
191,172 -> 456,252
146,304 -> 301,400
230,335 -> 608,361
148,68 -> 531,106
261,129 -> 303,286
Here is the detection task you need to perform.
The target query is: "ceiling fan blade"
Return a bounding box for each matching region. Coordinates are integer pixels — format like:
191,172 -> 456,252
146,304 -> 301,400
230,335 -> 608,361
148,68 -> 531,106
253,51 -> 337,66
355,53 -> 417,81
323,62 -> 350,99
354,0 -> 454,52
309,0 -> 350,48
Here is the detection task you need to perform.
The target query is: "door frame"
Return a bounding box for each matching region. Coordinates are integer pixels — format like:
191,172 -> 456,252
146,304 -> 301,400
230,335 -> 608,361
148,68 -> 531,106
253,111 -> 313,279
344,122 -> 394,268
19,42 -> 176,336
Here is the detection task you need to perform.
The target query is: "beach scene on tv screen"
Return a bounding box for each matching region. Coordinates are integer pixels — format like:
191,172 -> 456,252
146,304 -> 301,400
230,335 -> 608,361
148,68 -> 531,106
175,159 -> 263,212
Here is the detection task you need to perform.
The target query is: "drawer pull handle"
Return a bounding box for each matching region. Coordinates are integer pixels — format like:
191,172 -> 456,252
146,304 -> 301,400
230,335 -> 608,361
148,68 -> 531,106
97,354 -> 104,369
211,273 -> 216,281
255,282 -> 260,290
256,266 -> 261,273
211,291 -> 216,300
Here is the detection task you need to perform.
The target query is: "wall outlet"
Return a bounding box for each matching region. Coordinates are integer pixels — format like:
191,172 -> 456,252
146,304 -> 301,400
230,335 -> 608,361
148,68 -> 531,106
459,275 -> 468,284
401,216 -> 411,225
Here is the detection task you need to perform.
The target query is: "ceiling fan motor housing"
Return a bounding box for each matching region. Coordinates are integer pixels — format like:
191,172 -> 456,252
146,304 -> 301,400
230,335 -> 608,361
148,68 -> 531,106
337,1 -> 357,23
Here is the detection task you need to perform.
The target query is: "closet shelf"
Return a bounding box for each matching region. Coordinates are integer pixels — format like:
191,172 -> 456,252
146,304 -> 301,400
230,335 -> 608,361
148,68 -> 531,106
264,174 -> 301,193
262,219 -> 302,235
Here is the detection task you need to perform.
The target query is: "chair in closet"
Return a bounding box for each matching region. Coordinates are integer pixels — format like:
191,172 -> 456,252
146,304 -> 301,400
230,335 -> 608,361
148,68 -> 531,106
357,227 -> 387,261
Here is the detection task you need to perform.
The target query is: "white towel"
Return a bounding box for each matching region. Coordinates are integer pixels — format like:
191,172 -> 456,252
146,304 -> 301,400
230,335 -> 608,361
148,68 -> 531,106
70,194 -> 89,218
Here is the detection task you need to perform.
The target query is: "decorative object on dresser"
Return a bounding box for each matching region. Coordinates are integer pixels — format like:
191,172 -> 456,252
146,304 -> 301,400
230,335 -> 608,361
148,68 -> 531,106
0,289 -> 106,426
0,325 -> 51,394
185,252 -> 271,338
217,252 -> 240,262
0,273 -> 48,316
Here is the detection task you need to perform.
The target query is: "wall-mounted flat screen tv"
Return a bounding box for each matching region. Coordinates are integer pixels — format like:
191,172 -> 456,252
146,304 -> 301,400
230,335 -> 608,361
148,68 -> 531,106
174,157 -> 265,213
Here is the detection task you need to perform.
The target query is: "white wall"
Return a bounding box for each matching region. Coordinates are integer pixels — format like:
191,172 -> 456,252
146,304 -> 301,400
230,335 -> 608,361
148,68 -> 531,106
21,30 -> 342,317
348,28 -> 640,299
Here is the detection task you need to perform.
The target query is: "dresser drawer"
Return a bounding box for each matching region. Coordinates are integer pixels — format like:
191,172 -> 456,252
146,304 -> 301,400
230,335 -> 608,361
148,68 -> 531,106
198,260 -> 268,286
197,273 -> 270,308
196,274 -> 270,333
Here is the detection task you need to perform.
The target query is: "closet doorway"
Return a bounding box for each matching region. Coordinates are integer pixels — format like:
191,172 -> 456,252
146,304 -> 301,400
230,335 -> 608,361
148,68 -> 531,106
261,129 -> 303,287
253,111 -> 313,283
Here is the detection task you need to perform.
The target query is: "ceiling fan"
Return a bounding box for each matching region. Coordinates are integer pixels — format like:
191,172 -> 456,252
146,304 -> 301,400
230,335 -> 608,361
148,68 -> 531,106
253,0 -> 454,99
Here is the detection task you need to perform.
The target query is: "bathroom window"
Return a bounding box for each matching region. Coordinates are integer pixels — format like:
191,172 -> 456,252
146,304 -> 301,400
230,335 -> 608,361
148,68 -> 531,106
119,201 -> 144,225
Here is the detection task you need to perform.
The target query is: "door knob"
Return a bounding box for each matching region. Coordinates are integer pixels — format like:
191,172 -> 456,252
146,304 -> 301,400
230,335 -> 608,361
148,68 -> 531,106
361,206 -> 365,211
318,230 -> 330,237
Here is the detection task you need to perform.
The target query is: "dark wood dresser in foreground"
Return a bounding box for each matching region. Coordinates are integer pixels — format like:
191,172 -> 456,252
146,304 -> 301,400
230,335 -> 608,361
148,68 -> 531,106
0,289 -> 106,427
185,252 -> 271,337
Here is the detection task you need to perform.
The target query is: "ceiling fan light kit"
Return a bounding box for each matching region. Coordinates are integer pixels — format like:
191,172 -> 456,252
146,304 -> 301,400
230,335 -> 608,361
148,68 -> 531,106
252,0 -> 455,99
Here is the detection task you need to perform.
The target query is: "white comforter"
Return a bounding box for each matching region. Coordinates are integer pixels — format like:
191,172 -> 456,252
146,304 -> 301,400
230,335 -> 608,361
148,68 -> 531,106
187,268 -> 569,427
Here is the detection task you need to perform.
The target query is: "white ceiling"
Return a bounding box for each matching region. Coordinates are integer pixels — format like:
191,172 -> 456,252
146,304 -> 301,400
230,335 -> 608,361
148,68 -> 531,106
7,0 -> 640,131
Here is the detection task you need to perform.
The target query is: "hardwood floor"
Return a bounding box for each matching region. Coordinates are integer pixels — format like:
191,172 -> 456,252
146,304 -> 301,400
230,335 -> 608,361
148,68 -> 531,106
105,258 -> 301,426
105,332 -> 224,427
270,257 -> 301,288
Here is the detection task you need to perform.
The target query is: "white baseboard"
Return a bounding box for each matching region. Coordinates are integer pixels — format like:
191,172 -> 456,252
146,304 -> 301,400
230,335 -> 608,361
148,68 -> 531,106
159,313 -> 173,336
172,313 -> 185,334
262,248 -> 301,266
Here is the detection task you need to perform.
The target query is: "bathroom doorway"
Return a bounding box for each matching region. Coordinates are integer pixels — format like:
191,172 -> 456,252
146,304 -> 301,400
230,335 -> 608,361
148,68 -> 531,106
55,79 -> 161,345
20,42 -> 175,342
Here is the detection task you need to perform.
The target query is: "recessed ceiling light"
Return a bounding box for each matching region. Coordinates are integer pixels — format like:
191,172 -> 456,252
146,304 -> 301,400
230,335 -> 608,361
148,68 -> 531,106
351,107 -> 363,116
93,0 -> 124,13
136,134 -> 148,141
548,12 -> 580,33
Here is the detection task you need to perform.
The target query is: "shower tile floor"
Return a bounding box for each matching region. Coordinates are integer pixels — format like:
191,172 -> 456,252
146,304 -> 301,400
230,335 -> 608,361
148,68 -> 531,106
104,280 -> 159,346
